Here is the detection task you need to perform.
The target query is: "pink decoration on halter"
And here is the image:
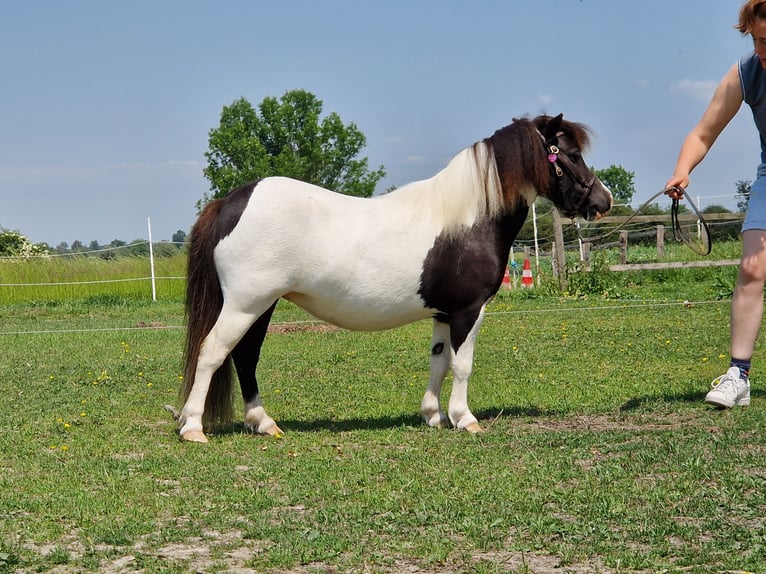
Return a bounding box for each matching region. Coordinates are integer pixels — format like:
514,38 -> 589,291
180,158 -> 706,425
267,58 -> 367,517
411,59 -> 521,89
547,153 -> 558,163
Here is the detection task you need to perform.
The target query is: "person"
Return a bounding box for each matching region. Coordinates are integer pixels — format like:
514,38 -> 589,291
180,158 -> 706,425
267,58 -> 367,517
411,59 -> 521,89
666,0 -> 766,408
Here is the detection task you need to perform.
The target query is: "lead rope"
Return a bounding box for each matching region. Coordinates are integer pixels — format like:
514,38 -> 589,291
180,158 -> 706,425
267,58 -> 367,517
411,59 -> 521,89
575,185 -> 712,256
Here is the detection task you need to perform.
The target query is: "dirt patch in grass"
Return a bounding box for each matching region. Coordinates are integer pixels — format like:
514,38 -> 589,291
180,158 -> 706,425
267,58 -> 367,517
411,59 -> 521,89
518,411 -> 715,433
32,544 -> 623,574
267,322 -> 341,335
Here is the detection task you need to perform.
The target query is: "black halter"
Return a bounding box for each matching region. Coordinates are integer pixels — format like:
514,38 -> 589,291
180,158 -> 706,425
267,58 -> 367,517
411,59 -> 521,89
539,131 -> 596,216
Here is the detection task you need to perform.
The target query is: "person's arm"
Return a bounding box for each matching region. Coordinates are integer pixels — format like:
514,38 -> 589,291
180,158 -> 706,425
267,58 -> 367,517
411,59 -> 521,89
666,62 -> 744,198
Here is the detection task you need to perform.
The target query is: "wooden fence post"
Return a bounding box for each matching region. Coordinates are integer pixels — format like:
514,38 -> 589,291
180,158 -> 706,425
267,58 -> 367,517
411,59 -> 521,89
619,231 -> 628,265
581,241 -> 591,271
656,225 -> 665,259
551,208 -> 567,287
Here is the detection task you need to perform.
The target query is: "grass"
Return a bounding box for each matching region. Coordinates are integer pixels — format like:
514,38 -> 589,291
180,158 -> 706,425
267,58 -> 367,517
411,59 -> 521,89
0,253 -> 186,304
1,248 -> 765,573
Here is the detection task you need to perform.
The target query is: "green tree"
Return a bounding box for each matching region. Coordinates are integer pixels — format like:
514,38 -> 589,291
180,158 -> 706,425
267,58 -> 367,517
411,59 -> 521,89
593,164 -> 636,209
201,90 -> 385,210
702,204 -> 732,214
736,179 -> 751,212
171,229 -> 187,245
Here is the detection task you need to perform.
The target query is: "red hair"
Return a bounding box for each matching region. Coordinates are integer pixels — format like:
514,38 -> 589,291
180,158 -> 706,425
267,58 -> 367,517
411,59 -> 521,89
737,0 -> 766,34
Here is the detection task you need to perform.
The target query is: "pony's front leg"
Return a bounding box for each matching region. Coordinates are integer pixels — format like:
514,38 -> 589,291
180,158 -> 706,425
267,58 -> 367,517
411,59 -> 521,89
447,307 -> 486,434
421,320 -> 451,428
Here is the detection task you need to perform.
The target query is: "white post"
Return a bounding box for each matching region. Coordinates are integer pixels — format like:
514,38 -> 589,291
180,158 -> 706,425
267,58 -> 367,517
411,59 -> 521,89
147,217 -> 157,302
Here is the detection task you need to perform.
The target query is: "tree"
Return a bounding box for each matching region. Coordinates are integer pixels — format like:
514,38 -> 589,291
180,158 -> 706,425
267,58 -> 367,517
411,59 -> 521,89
593,164 -> 636,209
702,204 -> 732,214
201,90 -> 385,210
172,230 -> 187,245
736,179 -> 751,213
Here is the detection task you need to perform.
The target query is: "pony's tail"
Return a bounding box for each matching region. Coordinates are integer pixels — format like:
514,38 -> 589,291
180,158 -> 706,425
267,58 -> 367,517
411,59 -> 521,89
181,198 -> 234,430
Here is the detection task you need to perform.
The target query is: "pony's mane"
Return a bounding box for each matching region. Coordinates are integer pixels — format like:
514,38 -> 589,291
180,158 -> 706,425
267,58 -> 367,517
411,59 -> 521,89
381,141 -> 503,236
379,115 -> 591,236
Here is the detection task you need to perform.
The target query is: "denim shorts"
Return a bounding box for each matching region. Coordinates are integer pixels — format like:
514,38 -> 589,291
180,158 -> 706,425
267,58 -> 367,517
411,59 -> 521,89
743,163 -> 766,232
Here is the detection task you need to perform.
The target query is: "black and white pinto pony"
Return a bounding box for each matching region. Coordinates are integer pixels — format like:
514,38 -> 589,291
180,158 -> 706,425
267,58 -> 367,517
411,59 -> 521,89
179,114 -> 612,443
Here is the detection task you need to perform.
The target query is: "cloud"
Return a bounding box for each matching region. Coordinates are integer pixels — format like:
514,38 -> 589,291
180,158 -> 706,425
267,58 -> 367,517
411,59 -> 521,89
539,94 -> 554,106
672,78 -> 717,101
404,155 -> 426,164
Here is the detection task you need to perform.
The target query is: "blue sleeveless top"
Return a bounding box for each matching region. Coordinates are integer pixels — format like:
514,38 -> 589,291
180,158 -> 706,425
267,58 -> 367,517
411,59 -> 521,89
740,52 -> 766,163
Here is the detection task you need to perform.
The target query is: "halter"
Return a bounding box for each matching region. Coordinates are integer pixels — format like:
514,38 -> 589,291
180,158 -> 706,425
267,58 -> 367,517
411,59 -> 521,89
538,131 -> 597,215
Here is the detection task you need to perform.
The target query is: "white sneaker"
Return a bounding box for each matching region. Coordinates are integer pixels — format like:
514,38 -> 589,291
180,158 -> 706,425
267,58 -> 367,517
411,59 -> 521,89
705,367 -> 750,408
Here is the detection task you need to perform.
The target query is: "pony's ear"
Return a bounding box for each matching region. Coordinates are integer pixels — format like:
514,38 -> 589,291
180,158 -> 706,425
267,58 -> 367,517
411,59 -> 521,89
542,113 -> 564,139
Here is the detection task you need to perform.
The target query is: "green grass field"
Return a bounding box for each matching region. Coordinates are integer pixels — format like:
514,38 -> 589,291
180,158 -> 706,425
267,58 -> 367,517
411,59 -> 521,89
1,248 -> 764,573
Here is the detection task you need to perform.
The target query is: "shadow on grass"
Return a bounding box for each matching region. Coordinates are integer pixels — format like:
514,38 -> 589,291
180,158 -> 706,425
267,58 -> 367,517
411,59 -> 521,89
209,405 -> 567,436
619,389 -> 707,412
620,387 -> 766,412
205,390 -> 765,437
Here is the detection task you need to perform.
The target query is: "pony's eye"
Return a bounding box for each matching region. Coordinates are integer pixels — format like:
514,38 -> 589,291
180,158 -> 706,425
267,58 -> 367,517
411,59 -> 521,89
569,152 -> 582,163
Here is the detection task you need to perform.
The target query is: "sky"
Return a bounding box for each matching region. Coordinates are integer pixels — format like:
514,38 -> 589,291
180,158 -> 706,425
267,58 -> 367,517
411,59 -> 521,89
0,0 -> 760,247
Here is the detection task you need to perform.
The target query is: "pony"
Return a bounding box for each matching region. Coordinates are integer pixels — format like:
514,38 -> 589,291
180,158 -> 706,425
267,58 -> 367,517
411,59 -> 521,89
179,113 -> 612,443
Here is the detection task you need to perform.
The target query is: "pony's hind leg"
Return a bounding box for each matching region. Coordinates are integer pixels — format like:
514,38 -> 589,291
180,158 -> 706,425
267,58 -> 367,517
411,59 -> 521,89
421,319 -> 451,428
231,300 -> 283,436
180,307 -> 258,442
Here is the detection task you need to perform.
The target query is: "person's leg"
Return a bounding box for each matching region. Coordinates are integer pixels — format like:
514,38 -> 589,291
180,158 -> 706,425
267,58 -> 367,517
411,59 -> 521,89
706,229 -> 766,408
730,229 -> 766,361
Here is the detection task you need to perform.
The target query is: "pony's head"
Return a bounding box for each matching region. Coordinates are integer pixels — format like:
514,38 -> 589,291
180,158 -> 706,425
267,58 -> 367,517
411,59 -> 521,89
533,114 -> 612,220
489,114 -> 612,221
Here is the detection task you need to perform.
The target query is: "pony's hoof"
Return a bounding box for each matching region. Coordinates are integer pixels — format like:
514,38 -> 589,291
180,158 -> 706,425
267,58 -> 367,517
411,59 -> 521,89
423,411 -> 449,428
464,422 -> 485,434
181,430 -> 209,443
266,424 -> 284,438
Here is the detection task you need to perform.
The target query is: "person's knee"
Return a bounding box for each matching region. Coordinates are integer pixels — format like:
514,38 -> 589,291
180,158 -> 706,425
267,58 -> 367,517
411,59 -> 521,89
739,253 -> 766,284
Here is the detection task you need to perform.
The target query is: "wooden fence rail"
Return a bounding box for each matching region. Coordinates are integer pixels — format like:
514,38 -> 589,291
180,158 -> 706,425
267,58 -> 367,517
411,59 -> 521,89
550,210 -> 744,279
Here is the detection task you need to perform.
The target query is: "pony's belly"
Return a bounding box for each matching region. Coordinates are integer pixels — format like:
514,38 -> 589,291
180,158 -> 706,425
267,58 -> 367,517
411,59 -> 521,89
283,292 -> 433,331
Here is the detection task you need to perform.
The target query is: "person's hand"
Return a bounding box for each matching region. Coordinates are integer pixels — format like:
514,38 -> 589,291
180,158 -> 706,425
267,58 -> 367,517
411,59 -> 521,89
664,176 -> 687,200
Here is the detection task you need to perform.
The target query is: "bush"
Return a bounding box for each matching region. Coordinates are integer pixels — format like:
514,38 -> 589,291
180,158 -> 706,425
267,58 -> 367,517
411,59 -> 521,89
0,229 -> 49,257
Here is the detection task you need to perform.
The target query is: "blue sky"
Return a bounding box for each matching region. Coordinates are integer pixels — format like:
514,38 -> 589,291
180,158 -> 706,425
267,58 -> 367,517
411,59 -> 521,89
0,0 -> 758,246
